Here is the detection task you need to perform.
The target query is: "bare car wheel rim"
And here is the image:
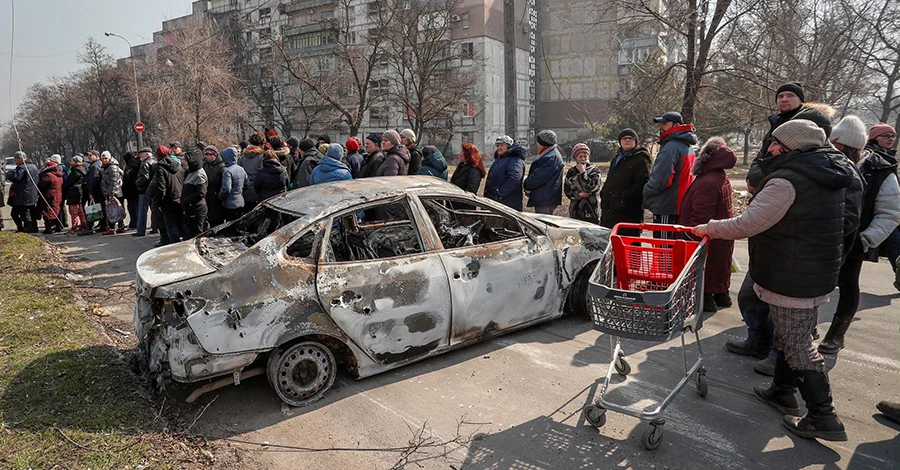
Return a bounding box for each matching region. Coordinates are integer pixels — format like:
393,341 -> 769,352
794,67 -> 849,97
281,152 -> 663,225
271,341 -> 335,406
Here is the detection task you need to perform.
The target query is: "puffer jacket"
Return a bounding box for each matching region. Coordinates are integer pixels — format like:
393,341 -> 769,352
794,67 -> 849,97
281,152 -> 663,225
219,149 -> 248,210
148,156 -> 184,209
254,158 -> 289,201
6,162 -> 40,206
377,145 -> 411,176
87,159 -> 104,201
523,145 -> 564,208
484,143 -> 527,210
100,159 -> 123,199
239,146 -> 264,203
181,151 -> 208,216
853,148 -> 900,256
417,146 -> 448,179
63,164 -> 87,205
600,147 -> 652,229
135,157 -> 157,194
293,149 -> 322,188
643,124 -> 697,215
310,156 -> 352,185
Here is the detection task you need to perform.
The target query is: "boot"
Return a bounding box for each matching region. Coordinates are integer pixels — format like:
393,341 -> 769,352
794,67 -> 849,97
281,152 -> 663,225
876,400 -> 900,424
703,293 -> 718,313
713,292 -> 732,308
818,315 -> 852,355
754,355 -> 776,376
783,369 -> 847,441
754,353 -> 802,416
726,338 -> 770,359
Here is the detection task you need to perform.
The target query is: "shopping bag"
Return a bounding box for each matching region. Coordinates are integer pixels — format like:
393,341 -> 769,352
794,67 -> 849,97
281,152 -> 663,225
84,200 -> 103,223
106,198 -> 125,224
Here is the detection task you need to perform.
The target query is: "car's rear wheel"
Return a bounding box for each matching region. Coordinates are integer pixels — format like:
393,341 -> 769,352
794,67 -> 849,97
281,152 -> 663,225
267,340 -> 336,407
566,261 -> 597,318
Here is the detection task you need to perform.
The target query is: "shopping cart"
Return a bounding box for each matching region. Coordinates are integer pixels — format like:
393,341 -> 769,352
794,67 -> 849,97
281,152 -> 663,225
582,223 -> 708,450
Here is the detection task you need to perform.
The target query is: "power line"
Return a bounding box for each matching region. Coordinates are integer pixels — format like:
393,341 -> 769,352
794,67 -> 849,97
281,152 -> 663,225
0,49 -> 78,59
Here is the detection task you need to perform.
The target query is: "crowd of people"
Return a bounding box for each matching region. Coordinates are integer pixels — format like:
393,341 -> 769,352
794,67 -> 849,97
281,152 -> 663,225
3,82 -> 900,435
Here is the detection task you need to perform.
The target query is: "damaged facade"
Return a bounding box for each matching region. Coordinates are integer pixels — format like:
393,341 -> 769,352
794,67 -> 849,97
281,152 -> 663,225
134,176 -> 609,406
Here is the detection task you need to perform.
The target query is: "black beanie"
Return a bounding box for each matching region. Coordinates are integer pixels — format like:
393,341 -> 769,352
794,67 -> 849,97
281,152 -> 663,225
298,138 -> 317,152
776,82 -> 805,102
618,128 -> 639,141
318,134 -> 331,144
793,107 -> 833,138
286,136 -> 300,148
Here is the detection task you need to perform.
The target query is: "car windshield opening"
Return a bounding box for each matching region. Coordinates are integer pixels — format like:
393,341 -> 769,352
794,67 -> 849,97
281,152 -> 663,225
198,206 -> 301,265
421,198 -> 525,248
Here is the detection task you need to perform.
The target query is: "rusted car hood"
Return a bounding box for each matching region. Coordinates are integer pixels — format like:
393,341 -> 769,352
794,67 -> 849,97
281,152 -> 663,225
136,241 -> 217,289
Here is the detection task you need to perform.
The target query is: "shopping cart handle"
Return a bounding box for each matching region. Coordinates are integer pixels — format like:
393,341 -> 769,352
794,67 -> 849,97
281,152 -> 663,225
611,222 -> 696,236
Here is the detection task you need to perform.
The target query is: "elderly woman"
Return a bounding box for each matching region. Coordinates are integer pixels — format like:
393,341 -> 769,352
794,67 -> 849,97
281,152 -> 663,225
694,119 -> 854,441
599,128 -> 651,236
484,135 -> 526,211
563,143 -> 601,224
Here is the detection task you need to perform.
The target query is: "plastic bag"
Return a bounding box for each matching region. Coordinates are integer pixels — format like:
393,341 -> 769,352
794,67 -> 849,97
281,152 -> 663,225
85,200 -> 103,223
105,198 -> 125,224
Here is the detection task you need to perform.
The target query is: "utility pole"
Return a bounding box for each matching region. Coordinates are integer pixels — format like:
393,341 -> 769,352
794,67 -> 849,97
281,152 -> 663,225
104,32 -> 143,151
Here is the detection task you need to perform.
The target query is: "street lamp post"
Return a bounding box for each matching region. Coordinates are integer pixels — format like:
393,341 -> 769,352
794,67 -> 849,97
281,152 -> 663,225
104,32 -> 143,150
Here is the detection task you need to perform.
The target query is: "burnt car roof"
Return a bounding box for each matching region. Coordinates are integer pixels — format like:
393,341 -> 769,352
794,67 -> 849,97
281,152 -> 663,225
265,176 -> 469,215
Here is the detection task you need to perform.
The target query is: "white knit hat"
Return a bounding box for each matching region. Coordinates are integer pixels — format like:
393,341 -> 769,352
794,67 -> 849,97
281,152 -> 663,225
830,116 -> 867,150
772,119 -> 826,151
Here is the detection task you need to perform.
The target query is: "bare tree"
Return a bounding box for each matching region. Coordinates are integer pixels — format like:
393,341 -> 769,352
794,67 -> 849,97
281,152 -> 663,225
844,0 -> 900,128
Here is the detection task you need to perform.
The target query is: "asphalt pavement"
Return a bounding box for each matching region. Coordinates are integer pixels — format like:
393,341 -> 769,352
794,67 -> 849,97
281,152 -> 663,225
2,199 -> 898,469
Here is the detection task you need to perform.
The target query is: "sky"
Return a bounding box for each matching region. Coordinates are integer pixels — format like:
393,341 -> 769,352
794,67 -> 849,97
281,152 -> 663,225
0,0 -> 194,128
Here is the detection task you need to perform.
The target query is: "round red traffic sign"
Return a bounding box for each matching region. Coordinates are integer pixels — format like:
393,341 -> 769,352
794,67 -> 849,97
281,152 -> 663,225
134,122 -> 145,133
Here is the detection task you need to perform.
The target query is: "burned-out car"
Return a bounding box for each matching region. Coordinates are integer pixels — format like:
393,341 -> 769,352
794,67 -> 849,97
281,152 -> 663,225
134,176 -> 609,406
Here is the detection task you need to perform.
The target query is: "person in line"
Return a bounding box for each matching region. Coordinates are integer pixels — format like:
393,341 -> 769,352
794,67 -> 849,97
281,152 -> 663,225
524,130 -> 564,215
677,137 -> 736,312
63,155 -> 87,234
99,151 -> 125,235
345,137 -> 364,178
254,149 -> 290,201
599,129 -> 652,236
418,145 -> 448,179
377,130 -> 411,176
270,135 -> 294,180
5,151 -> 40,233
181,150 -> 208,238
865,123 -> 900,279
148,146 -> 187,245
693,119 -> 853,442
643,111 -> 697,236
818,117 -> 900,354
563,143 -> 602,224
82,150 -> 106,235
240,133 -> 266,210
133,148 -> 157,237
293,138 -> 322,187
484,135 -> 526,210
450,142 -> 486,194
122,151 -> 141,230
219,147 -> 248,222
202,146 -> 225,229
358,133 -> 385,178
400,129 -> 423,175
37,155 -> 65,234
311,144 -> 352,185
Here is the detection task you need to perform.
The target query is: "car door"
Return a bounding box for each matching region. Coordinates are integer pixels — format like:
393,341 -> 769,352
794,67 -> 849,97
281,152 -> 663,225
416,196 -> 562,346
315,197 -> 452,365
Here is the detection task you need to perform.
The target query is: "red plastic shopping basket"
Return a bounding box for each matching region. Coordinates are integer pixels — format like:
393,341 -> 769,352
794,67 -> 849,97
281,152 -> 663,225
610,223 -> 703,292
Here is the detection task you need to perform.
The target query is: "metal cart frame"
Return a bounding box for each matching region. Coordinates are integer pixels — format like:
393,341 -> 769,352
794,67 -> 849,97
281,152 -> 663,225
582,223 -> 709,450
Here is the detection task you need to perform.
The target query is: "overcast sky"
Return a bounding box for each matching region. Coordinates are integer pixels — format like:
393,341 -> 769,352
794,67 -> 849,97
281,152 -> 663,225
0,0 -> 194,129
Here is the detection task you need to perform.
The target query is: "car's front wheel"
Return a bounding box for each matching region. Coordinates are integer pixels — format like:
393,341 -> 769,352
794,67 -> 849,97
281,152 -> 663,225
267,340 -> 336,407
565,261 -> 597,318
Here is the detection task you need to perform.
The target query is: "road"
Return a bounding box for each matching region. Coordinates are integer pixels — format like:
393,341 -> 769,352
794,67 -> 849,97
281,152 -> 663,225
3,199 -> 899,469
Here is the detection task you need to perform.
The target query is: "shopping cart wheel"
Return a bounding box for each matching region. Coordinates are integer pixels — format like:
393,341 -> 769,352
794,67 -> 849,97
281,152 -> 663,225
641,423 -> 664,450
583,404 -> 607,427
615,355 -> 631,377
696,372 -> 708,397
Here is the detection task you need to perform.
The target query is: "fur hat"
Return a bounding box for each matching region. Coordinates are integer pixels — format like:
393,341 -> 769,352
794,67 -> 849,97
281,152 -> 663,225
618,128 -> 638,141
830,116 -> 868,150
776,82 -> 805,102
400,128 -> 416,144
693,137 -> 736,175
794,103 -> 836,137
382,129 -> 402,147
572,143 -> 590,161
535,130 -> 557,147
495,135 -> 514,146
325,143 -> 344,160
772,119 -> 826,151
346,138 -> 360,152
298,138 -> 317,152
869,123 -> 896,141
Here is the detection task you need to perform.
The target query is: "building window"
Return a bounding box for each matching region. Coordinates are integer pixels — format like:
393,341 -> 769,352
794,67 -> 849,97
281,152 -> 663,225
286,31 -> 335,50
462,13 -> 470,29
461,42 -> 474,59
369,108 -> 384,120
259,7 -> 271,20
461,131 -> 473,143
462,102 -> 475,117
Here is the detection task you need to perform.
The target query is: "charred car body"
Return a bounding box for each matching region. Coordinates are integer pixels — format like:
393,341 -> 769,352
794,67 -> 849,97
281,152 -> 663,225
134,177 -> 609,406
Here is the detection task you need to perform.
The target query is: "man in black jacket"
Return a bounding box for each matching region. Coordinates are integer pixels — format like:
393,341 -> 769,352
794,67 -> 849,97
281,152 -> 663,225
81,150 -> 107,234
133,147 -> 157,237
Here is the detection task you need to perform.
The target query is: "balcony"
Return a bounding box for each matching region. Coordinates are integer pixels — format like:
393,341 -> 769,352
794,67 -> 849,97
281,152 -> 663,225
282,0 -> 337,14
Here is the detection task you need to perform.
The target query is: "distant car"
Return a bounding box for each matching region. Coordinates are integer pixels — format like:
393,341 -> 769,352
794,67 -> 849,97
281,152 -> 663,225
2,156 -> 16,184
133,177 -> 609,406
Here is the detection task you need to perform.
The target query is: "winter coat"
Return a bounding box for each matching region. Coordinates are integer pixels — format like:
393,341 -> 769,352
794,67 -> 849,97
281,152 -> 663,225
600,147 -> 651,229
310,156 -> 352,185
563,163 -> 602,224
37,164 -> 64,220
346,150 -> 364,178
239,146 -> 264,203
100,160 -> 124,199
87,159 -> 104,201
643,124 -> 697,215
484,143 -> 527,211
678,139 -> 736,294
274,147 -> 294,181
254,158 -> 289,201
203,155 -> 226,222
450,162 -> 484,194
852,148 -> 900,258
377,146 -> 411,176
523,145 -> 564,208
220,157 -> 249,210
181,152 -> 208,216
417,146 -> 449,179
136,157 -> 157,194
6,162 -> 40,207
407,145 -> 423,176
122,154 -> 141,200
358,151 -> 385,179
148,156 -> 184,210
293,149 -> 322,188
63,165 -> 87,206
